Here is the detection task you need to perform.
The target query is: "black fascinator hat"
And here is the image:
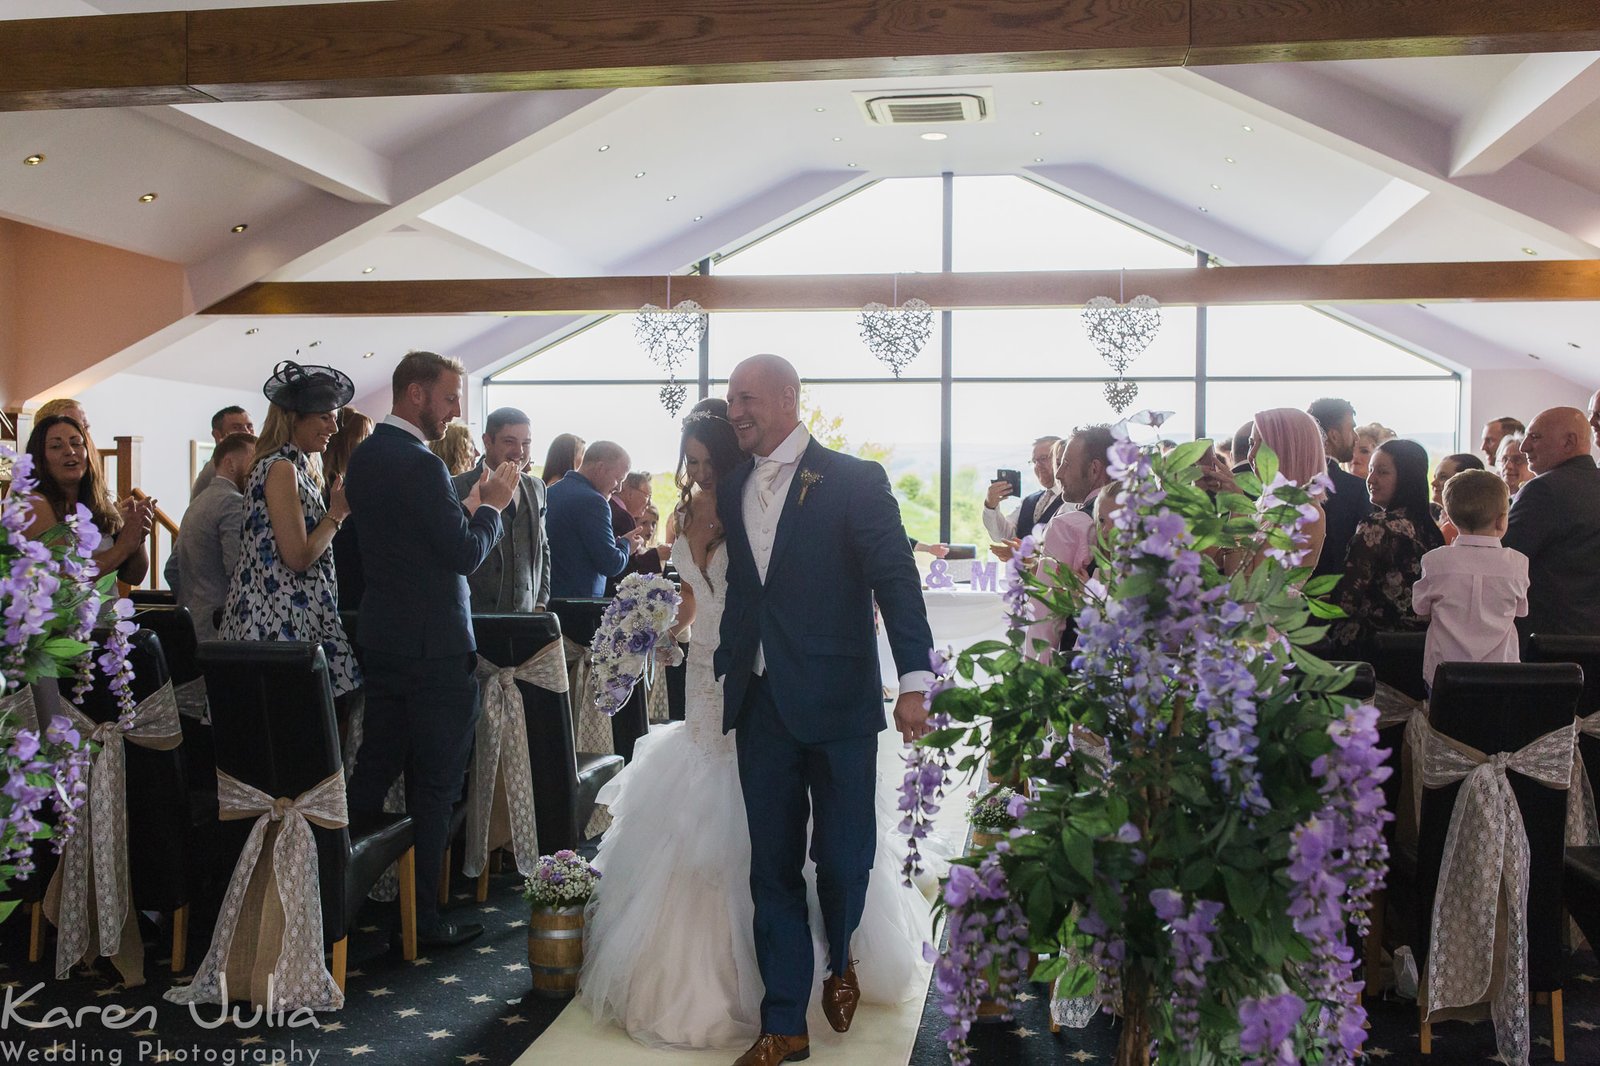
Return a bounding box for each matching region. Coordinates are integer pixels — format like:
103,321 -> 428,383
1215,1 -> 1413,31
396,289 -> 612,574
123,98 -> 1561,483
262,360 -> 355,414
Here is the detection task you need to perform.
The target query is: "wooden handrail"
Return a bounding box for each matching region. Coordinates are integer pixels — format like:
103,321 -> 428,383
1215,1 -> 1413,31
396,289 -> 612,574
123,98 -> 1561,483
129,487 -> 178,591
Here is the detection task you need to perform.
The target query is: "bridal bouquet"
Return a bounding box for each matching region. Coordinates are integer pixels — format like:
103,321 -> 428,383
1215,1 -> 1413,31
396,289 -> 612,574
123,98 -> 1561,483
589,572 -> 682,717
904,417 -> 1389,1066
0,444 -> 136,914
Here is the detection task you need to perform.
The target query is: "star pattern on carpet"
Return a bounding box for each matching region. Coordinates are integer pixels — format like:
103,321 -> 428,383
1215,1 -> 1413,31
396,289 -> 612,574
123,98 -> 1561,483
427,1029 -> 454,1040
476,946 -> 497,954
439,974 -> 462,984
1012,1026 -> 1036,1037
483,906 -> 500,913
508,920 -> 526,928
500,1014 -> 528,1025
1067,1051 -> 1096,1062
238,1034 -> 264,1045
1577,1019 -> 1599,1030
412,956 -> 434,966
458,1055 -> 486,1064
394,1007 -> 421,1018
366,987 -> 393,997
94,985 -> 123,997
319,1021 -> 346,1033
1015,991 -> 1034,1003
346,1045 -> 375,1056
346,968 -> 364,978
1579,973 -> 1598,983
469,994 -> 493,1004
1367,1047 -> 1392,1058
502,962 -> 527,972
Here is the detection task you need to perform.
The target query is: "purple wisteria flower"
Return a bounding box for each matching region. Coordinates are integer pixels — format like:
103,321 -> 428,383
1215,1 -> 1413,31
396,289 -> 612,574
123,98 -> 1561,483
1239,991 -> 1305,1066
927,847 -> 1031,1066
1150,889 -> 1224,1045
900,647 -> 956,886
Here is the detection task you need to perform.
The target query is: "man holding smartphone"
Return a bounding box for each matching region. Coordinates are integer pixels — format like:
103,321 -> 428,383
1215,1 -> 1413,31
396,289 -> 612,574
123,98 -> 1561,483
982,434 -> 1063,542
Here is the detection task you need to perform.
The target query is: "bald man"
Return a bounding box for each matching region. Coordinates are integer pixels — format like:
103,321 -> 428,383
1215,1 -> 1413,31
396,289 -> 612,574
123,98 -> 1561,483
1588,388 -> 1600,440
716,353 -> 933,1064
1503,406 -> 1600,638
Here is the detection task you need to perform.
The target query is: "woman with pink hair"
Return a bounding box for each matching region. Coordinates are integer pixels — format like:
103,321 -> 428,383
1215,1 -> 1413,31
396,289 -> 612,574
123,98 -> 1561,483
1246,407 -> 1329,572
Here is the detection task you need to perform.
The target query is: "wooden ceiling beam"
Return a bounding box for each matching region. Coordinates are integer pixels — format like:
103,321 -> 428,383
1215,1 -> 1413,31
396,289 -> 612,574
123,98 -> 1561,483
6,0 -> 1600,112
201,260 -> 1600,316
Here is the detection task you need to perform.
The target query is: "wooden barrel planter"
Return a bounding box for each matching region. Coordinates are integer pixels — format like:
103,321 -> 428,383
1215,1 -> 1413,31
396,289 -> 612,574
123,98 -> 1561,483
528,905 -> 584,997
971,829 -> 1008,850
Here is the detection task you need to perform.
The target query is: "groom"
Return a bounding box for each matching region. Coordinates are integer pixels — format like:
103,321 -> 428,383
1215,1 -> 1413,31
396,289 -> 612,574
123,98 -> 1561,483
716,354 -> 934,1066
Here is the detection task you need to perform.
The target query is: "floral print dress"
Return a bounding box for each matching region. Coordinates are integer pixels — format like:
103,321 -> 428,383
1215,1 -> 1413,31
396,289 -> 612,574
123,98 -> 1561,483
1328,504 -> 1445,654
220,444 -> 361,696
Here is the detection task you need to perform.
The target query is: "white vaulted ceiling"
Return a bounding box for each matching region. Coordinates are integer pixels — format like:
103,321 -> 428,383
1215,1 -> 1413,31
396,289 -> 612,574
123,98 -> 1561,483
1,0 -> 1598,399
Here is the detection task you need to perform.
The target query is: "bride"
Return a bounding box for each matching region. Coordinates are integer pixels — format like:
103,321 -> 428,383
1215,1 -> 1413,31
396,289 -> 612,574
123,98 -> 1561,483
578,403 -> 937,1050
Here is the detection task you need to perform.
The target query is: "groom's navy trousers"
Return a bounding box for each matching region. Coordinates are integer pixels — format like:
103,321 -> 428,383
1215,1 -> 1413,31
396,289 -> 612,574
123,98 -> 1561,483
735,674 -> 877,1037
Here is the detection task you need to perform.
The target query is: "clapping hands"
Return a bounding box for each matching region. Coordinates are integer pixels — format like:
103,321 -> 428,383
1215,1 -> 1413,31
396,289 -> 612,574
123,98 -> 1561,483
468,461 -> 520,512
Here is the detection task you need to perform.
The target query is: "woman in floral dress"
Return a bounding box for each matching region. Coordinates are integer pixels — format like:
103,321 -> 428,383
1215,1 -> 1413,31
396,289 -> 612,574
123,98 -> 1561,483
220,361 -> 361,698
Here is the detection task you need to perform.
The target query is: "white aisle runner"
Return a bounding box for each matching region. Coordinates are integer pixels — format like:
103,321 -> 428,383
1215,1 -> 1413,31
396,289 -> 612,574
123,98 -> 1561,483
513,740 -> 977,1066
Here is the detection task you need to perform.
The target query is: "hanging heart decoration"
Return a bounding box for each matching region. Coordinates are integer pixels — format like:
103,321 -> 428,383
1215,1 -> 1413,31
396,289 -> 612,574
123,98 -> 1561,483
1082,293 -> 1161,414
858,297 -> 933,378
635,298 -> 706,416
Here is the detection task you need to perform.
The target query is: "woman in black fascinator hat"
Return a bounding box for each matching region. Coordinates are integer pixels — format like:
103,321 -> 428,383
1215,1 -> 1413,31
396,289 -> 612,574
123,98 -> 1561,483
219,360 -> 363,702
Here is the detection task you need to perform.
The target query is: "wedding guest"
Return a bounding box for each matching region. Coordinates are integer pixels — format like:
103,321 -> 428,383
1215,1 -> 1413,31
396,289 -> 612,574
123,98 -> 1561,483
1229,422 -> 1254,475
1503,406 -> 1600,638
604,469 -> 645,594
542,432 -> 586,486
20,414 -> 152,584
429,422 -> 477,477
191,405 -> 256,499
35,397 -> 106,486
163,432 -> 254,640
1328,438 -> 1444,657
323,406 -> 374,615
1347,422 -> 1394,480
1429,452 -> 1484,543
547,440 -> 645,598
982,435 -> 1063,542
1306,398 -> 1372,579
1218,409 -> 1329,575
1497,434 -> 1530,497
1413,470 -> 1528,689
451,407 -> 552,612
1481,415 -> 1526,466
1029,425 -> 1114,659
345,349 -> 518,949
219,361 -> 361,701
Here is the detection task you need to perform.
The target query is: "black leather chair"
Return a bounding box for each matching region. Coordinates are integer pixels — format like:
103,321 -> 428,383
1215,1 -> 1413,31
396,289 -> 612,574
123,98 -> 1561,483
128,589 -> 176,608
197,641 -> 417,988
26,628 -> 194,973
1413,662 -> 1581,1057
129,605 -> 214,787
1526,634 -> 1600,804
474,613 -> 624,854
549,597 -> 650,762
1371,630 -> 1428,703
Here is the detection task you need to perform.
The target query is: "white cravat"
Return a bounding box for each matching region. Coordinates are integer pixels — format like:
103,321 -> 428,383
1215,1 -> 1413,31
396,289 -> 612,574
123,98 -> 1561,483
743,424 -> 811,673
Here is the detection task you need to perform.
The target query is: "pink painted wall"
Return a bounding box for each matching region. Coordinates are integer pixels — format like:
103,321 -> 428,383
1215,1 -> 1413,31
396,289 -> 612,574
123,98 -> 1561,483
0,219 -> 193,406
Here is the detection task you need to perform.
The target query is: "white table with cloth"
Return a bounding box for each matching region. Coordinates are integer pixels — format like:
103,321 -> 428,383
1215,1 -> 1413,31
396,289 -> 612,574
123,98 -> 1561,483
878,586 -> 1009,692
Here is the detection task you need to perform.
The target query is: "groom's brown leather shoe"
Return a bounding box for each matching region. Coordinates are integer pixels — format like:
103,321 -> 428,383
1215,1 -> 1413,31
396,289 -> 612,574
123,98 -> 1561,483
732,1033 -> 810,1065
822,964 -> 861,1033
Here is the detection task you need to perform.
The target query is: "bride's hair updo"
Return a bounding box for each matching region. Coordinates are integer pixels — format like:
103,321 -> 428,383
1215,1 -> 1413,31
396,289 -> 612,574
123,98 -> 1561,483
675,401 -> 743,550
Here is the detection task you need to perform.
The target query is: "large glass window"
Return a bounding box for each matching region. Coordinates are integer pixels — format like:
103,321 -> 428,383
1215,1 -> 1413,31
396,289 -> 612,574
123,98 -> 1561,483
488,175 -> 1462,543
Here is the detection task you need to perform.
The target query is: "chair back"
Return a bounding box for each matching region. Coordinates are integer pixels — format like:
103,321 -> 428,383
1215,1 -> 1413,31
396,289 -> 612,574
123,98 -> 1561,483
1371,630 -> 1428,702
78,628 -> 190,911
549,597 -> 650,762
472,613 -> 583,852
129,604 -> 202,686
196,641 -> 351,939
1416,661 -> 1582,991
1526,634 -> 1600,809
128,589 -> 176,608
1326,661 -> 1376,703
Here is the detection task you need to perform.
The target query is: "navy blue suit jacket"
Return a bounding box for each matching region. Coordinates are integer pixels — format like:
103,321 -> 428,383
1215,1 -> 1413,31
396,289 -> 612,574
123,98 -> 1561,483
1315,457 -> 1373,579
344,422 -> 502,658
715,439 -> 933,744
545,470 -> 630,599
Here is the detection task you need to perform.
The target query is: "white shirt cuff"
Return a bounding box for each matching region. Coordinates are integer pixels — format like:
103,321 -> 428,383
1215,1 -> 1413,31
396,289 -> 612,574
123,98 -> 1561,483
897,670 -> 935,695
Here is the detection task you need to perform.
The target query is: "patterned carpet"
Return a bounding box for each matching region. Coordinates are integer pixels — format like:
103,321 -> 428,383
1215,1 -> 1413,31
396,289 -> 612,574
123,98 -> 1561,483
5,854 -> 1597,1065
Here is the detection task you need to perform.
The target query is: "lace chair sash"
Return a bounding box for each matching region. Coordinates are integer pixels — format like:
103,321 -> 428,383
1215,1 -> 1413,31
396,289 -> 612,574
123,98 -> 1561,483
563,636 -> 612,756
0,685 -> 38,733
173,675 -> 209,722
464,645 -> 564,878
1565,710 -> 1600,848
164,769 -> 348,1013
44,681 -> 181,986
1416,715 -> 1575,1066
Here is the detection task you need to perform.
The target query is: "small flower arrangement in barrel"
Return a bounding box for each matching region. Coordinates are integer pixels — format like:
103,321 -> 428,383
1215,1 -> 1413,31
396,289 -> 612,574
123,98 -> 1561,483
588,573 -> 681,716
903,414 -> 1390,1066
522,850 -> 602,998
968,786 -> 1023,850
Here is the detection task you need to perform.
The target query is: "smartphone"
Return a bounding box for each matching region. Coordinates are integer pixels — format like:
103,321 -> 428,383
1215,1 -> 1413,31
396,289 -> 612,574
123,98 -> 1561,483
996,468 -> 1022,498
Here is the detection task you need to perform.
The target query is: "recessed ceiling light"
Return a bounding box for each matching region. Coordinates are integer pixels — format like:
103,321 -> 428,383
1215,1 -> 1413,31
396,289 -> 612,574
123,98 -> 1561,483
245,328 -> 259,335
597,144 -> 610,152
1032,130 -> 1042,137
633,171 -> 646,178
230,223 -> 248,234
361,266 -> 375,274
1210,183 -> 1221,190
1242,124 -> 1254,132
363,351 -> 375,359
1224,156 -> 1236,164
814,107 -> 826,113
1031,100 -> 1043,106
1033,157 -> 1043,163
1569,341 -> 1582,349
920,132 -> 948,141
846,162 -> 859,168
665,194 -> 676,201
23,154 -> 43,166
1197,205 -> 1209,212
1522,247 -> 1538,255
832,136 -> 842,142
693,215 -> 703,222
138,193 -> 157,203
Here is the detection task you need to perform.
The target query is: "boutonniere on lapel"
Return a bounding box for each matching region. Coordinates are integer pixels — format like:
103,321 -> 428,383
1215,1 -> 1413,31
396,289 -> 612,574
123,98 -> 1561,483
797,469 -> 824,507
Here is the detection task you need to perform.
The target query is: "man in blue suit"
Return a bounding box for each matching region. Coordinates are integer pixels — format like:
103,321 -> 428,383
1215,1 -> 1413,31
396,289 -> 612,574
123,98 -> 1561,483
345,350 -> 519,949
545,440 -> 644,598
715,354 -> 933,1066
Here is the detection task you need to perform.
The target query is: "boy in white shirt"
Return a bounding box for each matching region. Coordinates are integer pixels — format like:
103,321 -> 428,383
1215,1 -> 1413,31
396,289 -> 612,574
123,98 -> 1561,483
1413,469 -> 1530,689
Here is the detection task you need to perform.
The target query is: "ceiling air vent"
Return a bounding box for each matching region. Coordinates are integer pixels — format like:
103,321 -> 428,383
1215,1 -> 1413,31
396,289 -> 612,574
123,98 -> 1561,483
855,89 -> 992,126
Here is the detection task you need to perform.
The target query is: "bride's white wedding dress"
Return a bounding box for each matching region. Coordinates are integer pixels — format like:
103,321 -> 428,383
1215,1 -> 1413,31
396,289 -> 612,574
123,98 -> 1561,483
578,537 -> 938,1049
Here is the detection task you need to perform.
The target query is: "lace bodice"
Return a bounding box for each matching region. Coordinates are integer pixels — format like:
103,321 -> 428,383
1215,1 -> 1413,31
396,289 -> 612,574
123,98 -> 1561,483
671,536 -> 730,751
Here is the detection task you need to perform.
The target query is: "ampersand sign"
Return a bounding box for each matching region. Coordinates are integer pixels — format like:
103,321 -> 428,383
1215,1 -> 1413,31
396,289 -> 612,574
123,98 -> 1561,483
925,559 -> 954,590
